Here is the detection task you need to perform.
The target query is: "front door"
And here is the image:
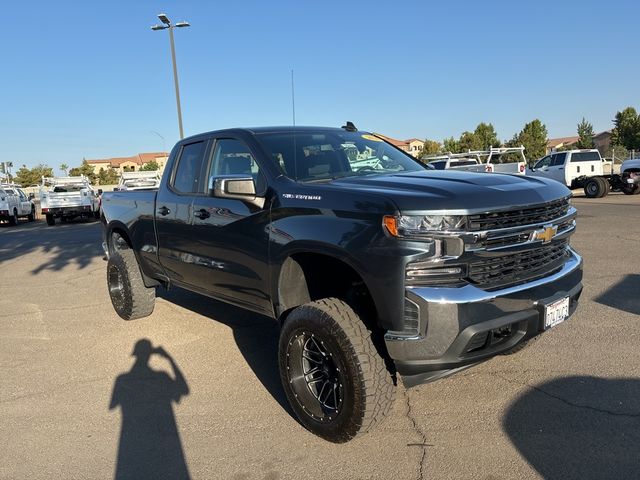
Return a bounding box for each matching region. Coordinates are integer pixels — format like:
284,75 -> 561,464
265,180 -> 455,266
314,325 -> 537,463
188,137 -> 272,314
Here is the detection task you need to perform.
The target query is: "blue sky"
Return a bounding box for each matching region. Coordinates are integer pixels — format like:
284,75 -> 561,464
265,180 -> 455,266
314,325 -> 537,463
1,0 -> 638,172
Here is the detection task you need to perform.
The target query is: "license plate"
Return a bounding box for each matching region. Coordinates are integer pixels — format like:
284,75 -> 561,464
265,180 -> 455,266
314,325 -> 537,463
544,297 -> 569,329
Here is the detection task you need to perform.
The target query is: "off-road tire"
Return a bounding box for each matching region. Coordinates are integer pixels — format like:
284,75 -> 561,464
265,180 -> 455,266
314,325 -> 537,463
8,209 -> 18,226
595,177 -> 610,197
28,206 -> 35,222
45,214 -> 55,226
107,249 -> 155,320
584,178 -> 604,198
278,298 -> 395,443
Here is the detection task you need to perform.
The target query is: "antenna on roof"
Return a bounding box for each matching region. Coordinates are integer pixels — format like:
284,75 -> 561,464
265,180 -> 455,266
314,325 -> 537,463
291,69 -> 296,127
341,121 -> 357,132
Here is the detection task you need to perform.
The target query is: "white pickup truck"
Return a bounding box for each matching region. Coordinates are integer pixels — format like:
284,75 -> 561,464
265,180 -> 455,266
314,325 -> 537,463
0,184 -> 36,225
425,146 -> 527,175
39,176 -> 100,226
528,149 -> 640,197
114,171 -> 161,191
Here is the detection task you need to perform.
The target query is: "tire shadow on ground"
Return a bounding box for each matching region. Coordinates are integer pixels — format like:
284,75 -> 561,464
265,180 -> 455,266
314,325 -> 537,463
503,375 -> 640,480
593,274 -> 640,315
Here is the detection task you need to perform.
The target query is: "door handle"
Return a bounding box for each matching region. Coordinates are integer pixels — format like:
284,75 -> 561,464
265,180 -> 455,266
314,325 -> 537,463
194,208 -> 210,219
558,167 -> 564,170
158,206 -> 171,216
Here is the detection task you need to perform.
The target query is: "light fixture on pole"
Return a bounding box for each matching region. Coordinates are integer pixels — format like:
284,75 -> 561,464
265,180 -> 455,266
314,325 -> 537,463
151,13 -> 190,139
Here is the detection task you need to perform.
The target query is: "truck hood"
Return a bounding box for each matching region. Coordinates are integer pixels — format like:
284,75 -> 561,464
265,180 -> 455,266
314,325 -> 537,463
330,170 -> 570,212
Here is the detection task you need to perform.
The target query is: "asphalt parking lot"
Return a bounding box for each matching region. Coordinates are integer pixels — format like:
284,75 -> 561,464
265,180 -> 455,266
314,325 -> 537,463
1,192 -> 639,480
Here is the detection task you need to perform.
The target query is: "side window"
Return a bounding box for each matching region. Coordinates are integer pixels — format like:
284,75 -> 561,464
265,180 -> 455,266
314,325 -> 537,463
209,139 -> 265,193
552,153 -> 567,166
18,189 -> 27,200
534,156 -> 551,169
172,141 -> 207,193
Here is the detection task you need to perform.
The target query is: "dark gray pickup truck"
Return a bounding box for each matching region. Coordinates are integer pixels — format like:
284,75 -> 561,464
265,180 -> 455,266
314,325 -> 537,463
101,125 -> 583,442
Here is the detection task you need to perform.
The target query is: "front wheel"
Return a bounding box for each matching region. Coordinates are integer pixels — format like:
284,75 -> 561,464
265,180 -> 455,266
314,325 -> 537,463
28,206 -> 35,222
622,184 -> 640,195
278,298 -> 395,443
107,249 -> 155,320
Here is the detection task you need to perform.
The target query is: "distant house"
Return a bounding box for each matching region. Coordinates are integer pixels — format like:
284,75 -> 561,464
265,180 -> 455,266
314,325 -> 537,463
374,134 -> 425,156
546,136 -> 579,154
593,130 -> 612,155
85,152 -> 169,174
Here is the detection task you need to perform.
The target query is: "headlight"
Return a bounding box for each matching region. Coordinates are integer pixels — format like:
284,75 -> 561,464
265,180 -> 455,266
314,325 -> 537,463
384,214 -> 467,238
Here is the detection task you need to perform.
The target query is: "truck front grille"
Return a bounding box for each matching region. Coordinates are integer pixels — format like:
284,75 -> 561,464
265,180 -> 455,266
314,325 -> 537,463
468,198 -> 570,231
468,240 -> 569,289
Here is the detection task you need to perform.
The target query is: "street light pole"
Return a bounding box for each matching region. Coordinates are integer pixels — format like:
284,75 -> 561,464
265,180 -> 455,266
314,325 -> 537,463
152,14 -> 190,140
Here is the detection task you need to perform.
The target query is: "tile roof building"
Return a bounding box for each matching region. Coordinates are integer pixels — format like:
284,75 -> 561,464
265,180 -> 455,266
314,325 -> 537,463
85,152 -> 169,174
374,134 -> 424,156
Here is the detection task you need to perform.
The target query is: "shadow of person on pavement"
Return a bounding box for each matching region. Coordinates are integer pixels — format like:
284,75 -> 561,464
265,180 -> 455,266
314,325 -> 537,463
109,339 -> 190,480
503,375 -> 640,480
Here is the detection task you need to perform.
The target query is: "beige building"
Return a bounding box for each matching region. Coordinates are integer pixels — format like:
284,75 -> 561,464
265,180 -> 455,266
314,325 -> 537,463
85,152 -> 169,174
546,136 -> 579,154
374,134 -> 425,156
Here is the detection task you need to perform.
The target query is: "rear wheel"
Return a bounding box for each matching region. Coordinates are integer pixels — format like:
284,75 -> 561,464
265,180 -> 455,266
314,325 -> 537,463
45,214 -> 55,226
622,183 -> 640,195
595,177 -> 610,197
278,298 -> 395,443
584,178 -> 604,198
8,209 -> 18,226
107,249 -> 155,320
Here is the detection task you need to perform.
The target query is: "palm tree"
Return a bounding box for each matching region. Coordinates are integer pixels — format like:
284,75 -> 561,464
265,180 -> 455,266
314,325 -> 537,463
60,163 -> 69,176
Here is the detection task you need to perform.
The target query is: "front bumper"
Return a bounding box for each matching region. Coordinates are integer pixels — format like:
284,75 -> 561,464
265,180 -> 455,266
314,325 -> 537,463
385,248 -> 583,387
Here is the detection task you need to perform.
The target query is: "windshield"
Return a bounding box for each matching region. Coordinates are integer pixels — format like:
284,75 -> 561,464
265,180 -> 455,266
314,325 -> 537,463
256,131 -> 425,182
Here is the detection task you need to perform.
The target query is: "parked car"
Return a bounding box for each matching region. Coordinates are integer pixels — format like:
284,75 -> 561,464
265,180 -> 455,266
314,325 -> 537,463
424,146 -> 527,175
39,176 -> 100,225
0,184 -> 36,225
101,125 -> 583,442
528,149 -> 640,197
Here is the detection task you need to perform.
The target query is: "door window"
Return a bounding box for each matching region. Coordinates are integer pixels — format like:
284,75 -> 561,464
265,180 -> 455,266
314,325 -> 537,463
208,139 -> 265,193
534,156 -> 551,169
551,153 -> 567,166
172,141 -> 207,193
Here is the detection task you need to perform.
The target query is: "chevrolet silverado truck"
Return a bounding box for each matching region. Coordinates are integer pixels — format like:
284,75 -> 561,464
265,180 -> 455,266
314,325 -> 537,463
101,125 -> 583,443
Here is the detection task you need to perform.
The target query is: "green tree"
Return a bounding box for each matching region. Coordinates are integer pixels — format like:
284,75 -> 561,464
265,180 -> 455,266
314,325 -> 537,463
140,160 -> 160,171
509,119 -> 548,165
442,136 -> 460,153
473,122 -> 500,149
60,163 -> 69,176
69,160 -> 97,184
611,107 -> 640,150
457,131 -> 477,152
14,164 -> 54,187
576,117 -> 595,149
97,167 -> 120,185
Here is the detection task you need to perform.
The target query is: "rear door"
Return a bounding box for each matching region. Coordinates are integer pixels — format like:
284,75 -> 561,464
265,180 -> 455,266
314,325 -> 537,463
155,138 -> 210,287
188,136 -> 272,314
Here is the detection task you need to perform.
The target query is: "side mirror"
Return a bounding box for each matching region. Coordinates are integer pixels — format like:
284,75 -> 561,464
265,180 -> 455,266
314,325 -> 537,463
28,193 -> 35,200
209,176 -> 264,208
97,189 -> 103,195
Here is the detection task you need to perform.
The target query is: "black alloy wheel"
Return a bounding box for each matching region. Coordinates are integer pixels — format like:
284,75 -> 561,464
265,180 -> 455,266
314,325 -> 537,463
285,331 -> 344,422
